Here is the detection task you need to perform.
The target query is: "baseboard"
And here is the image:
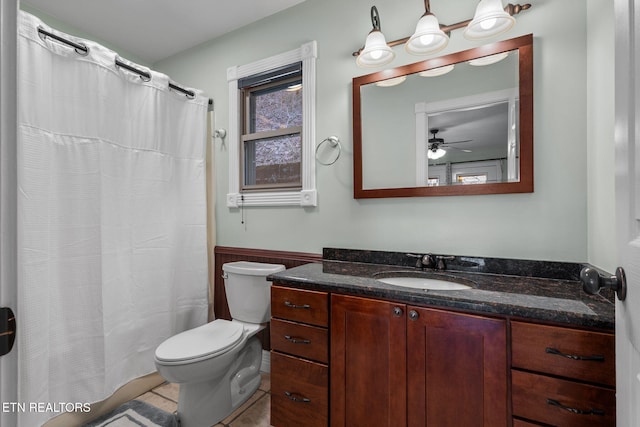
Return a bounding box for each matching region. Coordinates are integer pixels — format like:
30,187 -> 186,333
260,349 -> 271,373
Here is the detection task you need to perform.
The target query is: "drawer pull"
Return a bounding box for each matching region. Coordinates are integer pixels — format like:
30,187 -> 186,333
284,301 -> 311,309
284,335 -> 311,344
547,399 -> 605,416
545,347 -> 605,362
284,391 -> 311,403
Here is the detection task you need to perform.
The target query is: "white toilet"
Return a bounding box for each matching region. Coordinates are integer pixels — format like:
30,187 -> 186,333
154,261 -> 285,427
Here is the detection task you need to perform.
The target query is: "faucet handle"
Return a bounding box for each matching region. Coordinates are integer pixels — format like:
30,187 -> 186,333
406,253 -> 425,268
435,255 -> 455,270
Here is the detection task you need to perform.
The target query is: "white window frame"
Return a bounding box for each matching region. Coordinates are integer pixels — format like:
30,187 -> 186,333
227,41 -> 317,207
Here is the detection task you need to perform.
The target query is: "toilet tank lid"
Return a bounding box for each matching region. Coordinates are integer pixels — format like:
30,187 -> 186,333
222,261 -> 285,276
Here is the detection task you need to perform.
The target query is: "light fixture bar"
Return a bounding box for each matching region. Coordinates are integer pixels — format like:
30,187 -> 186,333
352,3 -> 530,57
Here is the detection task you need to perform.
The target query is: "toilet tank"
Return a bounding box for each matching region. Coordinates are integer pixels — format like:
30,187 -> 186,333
222,261 -> 285,323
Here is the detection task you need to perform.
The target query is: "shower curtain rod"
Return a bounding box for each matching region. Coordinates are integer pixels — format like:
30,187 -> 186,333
37,26 -> 210,104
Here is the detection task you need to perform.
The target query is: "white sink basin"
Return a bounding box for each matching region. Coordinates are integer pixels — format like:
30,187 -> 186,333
376,276 -> 472,290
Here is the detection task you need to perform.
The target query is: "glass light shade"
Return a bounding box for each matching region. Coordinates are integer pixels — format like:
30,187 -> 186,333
427,147 -> 446,160
419,64 -> 455,77
405,14 -> 449,55
464,0 -> 515,40
376,76 -> 407,87
468,51 -> 508,66
357,30 -> 395,67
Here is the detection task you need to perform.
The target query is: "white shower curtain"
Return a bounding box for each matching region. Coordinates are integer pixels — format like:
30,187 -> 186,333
17,12 -> 208,426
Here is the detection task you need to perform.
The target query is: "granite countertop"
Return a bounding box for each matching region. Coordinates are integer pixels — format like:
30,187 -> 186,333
268,260 -> 615,331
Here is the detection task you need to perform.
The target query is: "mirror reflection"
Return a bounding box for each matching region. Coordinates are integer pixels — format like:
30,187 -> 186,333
361,51 -> 518,189
353,34 -> 533,198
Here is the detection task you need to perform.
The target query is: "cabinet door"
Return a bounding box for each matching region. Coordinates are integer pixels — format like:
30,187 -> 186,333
331,294 -> 407,427
407,307 -> 507,427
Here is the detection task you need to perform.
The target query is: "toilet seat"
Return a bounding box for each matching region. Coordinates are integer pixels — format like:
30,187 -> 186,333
155,319 -> 244,363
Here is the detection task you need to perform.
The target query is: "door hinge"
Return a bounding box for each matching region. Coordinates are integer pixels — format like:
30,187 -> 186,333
0,307 -> 16,357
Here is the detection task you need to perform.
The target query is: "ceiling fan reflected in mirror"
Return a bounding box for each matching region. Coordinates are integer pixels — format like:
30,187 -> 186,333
427,129 -> 472,160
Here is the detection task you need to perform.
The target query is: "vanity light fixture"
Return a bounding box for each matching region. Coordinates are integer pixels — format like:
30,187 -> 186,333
405,0 -> 449,55
354,1 -> 531,68
356,6 -> 395,67
464,0 -> 516,40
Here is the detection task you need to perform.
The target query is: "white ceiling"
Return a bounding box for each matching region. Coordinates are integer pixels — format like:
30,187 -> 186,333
22,0 -> 307,64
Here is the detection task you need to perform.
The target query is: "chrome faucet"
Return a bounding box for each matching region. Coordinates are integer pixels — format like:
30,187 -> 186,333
407,253 -> 455,270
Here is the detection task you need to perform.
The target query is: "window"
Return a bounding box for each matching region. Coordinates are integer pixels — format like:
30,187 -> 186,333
227,42 -> 317,207
241,70 -> 302,190
456,174 -> 489,185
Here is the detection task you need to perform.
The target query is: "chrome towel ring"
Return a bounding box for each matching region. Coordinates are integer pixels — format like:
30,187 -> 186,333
316,136 -> 341,165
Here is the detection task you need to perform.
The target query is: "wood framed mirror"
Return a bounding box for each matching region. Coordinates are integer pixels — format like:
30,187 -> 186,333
353,34 -> 533,198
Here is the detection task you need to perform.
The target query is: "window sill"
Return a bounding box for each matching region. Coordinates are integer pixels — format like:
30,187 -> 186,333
226,189 -> 317,207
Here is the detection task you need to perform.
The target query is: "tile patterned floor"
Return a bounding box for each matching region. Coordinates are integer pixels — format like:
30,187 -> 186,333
136,373 -> 271,427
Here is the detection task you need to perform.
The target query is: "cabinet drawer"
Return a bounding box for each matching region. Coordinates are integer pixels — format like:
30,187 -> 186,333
271,286 -> 328,327
271,318 -> 328,363
511,321 -> 615,387
512,370 -> 615,427
271,352 -> 328,427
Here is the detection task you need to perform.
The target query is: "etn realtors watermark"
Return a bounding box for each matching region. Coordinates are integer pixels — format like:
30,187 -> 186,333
2,401 -> 91,413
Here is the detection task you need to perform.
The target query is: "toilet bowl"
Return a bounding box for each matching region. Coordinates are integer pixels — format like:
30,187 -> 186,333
154,261 -> 285,427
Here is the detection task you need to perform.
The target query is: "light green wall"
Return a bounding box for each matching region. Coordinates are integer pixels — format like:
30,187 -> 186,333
154,0 -> 607,262
586,0 -> 616,272
26,0 -> 615,264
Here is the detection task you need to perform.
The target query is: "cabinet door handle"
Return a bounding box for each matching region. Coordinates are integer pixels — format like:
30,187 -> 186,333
284,391 -> 311,403
284,335 -> 311,344
545,347 -> 605,362
393,307 -> 403,317
547,399 -> 605,416
284,301 -> 311,309
408,310 -> 419,321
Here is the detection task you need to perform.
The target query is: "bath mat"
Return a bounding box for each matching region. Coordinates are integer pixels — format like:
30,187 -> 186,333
82,399 -> 178,427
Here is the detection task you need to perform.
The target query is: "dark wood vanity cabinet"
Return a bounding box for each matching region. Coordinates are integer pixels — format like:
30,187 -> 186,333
270,283 -> 614,427
511,321 -> 616,426
331,294 -> 508,427
271,286 -> 329,427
